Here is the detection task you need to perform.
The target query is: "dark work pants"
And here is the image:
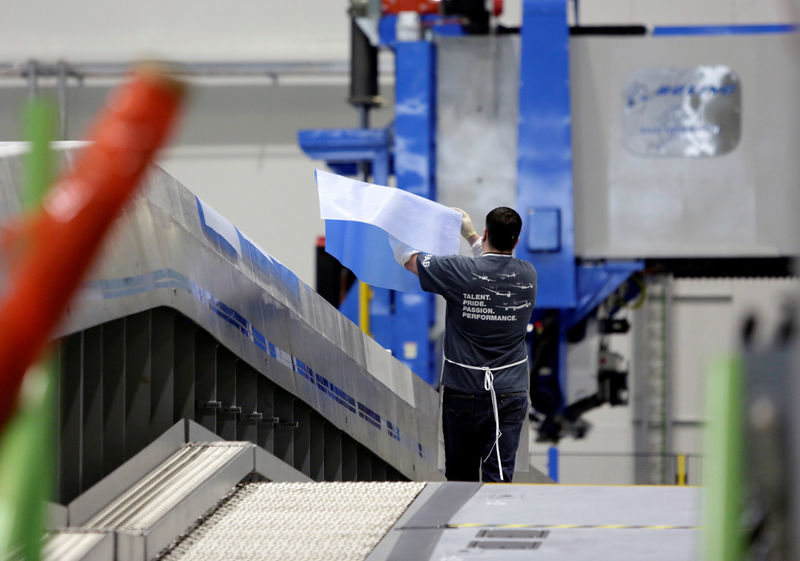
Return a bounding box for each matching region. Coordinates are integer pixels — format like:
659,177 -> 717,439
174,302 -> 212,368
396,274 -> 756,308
442,386 -> 528,482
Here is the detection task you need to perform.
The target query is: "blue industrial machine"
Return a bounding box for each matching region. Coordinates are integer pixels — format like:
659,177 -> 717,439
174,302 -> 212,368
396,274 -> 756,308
300,0 -> 800,441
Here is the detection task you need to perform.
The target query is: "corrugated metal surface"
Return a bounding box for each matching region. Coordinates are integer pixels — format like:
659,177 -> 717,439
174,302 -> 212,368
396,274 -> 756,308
158,482 -> 426,561
85,442 -> 248,532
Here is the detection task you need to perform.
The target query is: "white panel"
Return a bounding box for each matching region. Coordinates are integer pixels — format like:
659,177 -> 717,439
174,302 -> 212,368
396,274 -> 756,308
669,278 -> 799,452
571,34 -> 800,258
671,290 -> 732,420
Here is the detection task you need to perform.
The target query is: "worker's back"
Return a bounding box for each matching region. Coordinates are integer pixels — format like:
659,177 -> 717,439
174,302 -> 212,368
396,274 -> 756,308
417,252 -> 537,394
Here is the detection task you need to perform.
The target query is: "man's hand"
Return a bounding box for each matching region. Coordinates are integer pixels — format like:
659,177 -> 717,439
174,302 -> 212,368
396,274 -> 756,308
389,235 -> 417,266
453,208 -> 477,240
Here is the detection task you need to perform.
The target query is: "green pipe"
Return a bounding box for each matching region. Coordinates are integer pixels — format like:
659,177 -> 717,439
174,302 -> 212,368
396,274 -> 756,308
0,98 -> 57,560
703,356 -> 744,561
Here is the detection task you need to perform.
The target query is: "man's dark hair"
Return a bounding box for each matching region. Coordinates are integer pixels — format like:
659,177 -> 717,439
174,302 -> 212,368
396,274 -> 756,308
486,207 -> 522,251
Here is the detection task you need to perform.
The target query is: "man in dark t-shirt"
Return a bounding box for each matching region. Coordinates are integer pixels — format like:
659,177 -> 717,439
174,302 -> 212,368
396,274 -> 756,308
392,207 -> 537,482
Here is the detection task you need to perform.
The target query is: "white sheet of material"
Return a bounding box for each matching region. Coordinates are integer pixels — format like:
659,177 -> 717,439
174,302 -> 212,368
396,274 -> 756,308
316,170 -> 462,256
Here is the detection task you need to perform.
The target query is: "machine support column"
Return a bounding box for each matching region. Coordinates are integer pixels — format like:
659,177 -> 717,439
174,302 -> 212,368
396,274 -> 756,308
393,40 -> 438,382
516,0 -> 576,308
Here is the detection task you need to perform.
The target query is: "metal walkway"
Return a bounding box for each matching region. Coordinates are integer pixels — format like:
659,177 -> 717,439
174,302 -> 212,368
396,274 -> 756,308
42,423 -> 698,561
158,482 -> 426,561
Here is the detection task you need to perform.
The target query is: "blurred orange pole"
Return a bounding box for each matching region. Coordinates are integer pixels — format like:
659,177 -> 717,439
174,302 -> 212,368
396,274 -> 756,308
0,64 -> 185,433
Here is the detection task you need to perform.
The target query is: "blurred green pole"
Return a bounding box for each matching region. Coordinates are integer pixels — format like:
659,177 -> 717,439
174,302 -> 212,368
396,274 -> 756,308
703,356 -> 744,561
21,100 -> 55,214
0,98 -> 57,560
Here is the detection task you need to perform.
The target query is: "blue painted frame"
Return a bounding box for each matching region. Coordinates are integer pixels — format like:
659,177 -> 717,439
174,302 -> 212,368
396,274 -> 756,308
297,42 -> 439,383
516,0 -> 643,412
652,24 -> 798,36
516,0 -> 576,309
298,127 -> 395,352
299,2 -> 645,395
392,41 -> 438,380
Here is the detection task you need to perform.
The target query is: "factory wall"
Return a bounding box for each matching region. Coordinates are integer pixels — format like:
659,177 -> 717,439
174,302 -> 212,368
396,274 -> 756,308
530,278 -> 799,484
0,0 -> 797,483
0,81 -> 395,285
0,0 -> 795,62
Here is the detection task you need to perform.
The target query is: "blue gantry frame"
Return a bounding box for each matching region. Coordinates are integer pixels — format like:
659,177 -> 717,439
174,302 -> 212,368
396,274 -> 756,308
299,0 -> 644,396
298,42 -> 438,383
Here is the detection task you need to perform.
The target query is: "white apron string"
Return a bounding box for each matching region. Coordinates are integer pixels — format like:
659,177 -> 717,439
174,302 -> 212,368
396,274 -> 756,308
444,355 -> 528,481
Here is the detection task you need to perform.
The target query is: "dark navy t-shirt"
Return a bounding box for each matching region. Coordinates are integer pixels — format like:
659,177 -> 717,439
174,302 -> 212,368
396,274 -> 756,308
417,252 -> 537,394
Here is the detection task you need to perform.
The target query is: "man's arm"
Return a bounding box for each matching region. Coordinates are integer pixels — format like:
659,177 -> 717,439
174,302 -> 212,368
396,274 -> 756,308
454,208 -> 483,256
404,252 -> 420,276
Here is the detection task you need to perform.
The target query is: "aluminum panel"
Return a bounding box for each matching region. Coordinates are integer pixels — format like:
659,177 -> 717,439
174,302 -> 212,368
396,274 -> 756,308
435,36 -> 519,239
571,34 -> 800,258
68,420 -> 186,526
42,531 -> 114,561
431,484 -> 701,561
0,143 -> 442,481
436,34 -> 800,260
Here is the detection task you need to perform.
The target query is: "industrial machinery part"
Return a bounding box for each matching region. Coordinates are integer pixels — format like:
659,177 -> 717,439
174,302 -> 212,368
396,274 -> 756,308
529,278 -> 639,442
371,482 -> 699,560
736,305 -> 797,560
349,8 -> 380,108
381,0 -> 440,15
40,531 -> 113,561
85,443 -> 250,532
0,144 -> 453,504
159,481 -> 426,561
44,428 -> 695,561
300,1 -> 800,448
54,308 -> 413,505
0,66 -> 184,435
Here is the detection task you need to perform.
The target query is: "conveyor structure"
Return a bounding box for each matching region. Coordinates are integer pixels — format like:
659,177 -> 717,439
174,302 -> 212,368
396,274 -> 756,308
0,142 -> 451,503
0,142 -> 700,559
37,419 -> 699,560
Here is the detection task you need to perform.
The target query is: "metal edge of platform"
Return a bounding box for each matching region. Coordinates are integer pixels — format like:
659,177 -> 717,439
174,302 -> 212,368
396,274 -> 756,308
44,529 -> 114,561
67,421 -> 188,527
78,532 -> 115,561
513,463 -> 553,484
185,420 -> 223,444
186,419 -> 311,482
254,446 -> 313,483
47,502 -> 68,528
366,482 -> 482,561
135,445 -> 255,561
63,418 -> 311,540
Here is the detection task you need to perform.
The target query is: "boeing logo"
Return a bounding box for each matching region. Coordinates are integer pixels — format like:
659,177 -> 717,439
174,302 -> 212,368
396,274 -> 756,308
626,82 -> 739,108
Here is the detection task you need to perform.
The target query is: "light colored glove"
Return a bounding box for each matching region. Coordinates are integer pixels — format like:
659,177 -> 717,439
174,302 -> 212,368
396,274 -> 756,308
388,235 -> 417,266
453,207 -> 477,240
470,237 -> 482,257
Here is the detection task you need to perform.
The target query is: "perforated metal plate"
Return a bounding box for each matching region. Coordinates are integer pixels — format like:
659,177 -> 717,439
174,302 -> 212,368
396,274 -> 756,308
159,481 -> 426,561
